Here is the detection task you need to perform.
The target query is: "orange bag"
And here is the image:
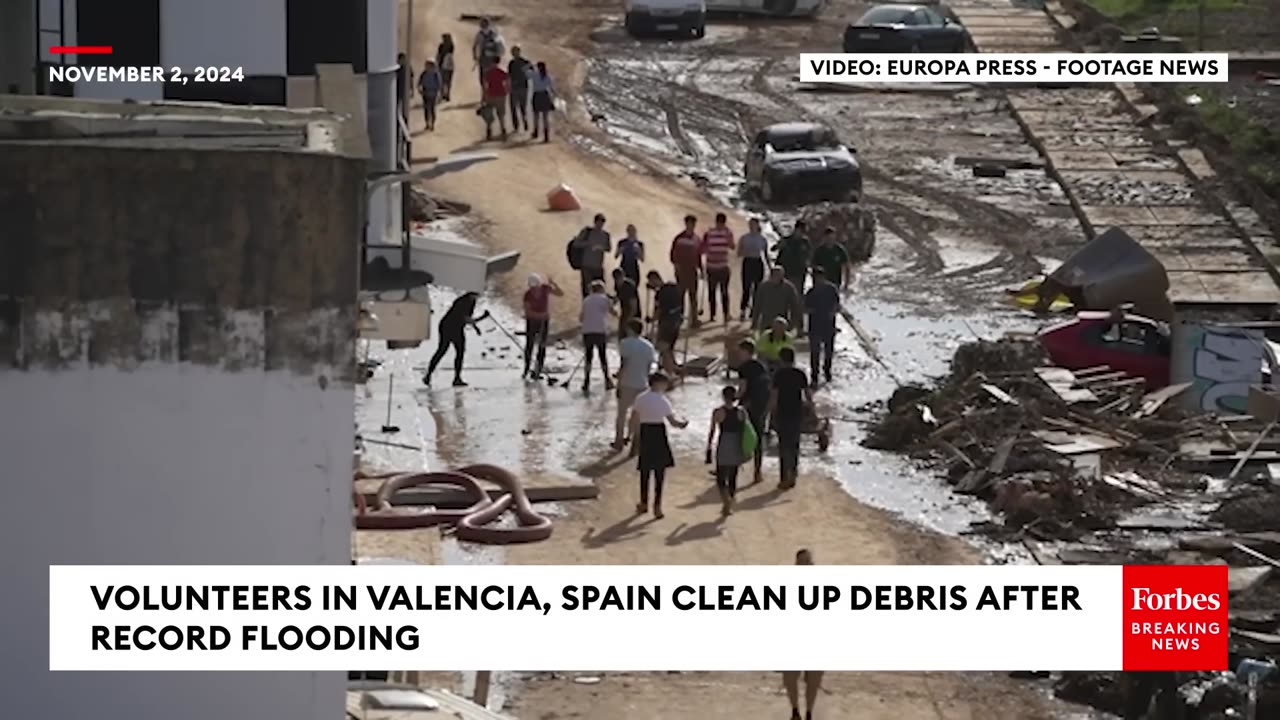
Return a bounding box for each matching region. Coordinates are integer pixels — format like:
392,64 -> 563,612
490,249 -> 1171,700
546,183 -> 581,212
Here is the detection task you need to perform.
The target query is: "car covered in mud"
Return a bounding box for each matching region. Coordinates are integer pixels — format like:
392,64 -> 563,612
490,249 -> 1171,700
625,0 -> 707,38
843,4 -> 967,53
743,122 -> 862,204
706,0 -> 826,18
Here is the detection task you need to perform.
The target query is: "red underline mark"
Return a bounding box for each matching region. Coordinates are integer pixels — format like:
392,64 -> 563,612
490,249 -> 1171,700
50,46 -> 113,55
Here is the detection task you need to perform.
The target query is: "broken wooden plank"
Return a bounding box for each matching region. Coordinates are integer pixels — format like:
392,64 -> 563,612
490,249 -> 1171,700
1032,430 -> 1124,455
1073,365 -> 1114,377
1076,370 -> 1131,385
1229,419 -> 1277,480
980,383 -> 1017,405
1034,367 -> 1098,404
936,440 -> 976,468
1101,472 -> 1166,500
989,436 -> 1016,475
1133,382 -> 1192,418
1232,628 -> 1280,646
1229,566 -> 1274,595
1234,542 -> 1280,570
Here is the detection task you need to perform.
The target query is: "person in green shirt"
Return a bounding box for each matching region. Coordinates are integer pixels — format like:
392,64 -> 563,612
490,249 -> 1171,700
810,227 -> 851,290
774,221 -> 812,291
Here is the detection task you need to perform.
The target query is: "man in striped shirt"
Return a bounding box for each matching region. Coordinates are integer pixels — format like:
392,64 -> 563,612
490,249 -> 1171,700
700,212 -> 736,324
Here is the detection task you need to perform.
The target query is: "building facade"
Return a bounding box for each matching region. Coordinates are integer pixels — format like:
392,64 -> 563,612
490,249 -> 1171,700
0,0 -> 404,247
0,97 -> 363,720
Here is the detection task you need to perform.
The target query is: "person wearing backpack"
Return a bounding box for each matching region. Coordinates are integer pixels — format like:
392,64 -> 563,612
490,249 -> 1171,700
568,213 -> 612,297
705,385 -> 756,517
472,18 -> 506,89
417,59 -> 442,131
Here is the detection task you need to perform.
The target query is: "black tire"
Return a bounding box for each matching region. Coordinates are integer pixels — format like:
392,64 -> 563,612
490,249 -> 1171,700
693,24 -> 706,39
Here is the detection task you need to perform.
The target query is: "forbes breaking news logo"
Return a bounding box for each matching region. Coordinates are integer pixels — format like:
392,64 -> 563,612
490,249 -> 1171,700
1123,565 -> 1228,670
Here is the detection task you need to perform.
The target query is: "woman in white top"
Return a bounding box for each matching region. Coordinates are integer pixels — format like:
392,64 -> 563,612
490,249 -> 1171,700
530,61 -> 556,143
627,372 -> 688,518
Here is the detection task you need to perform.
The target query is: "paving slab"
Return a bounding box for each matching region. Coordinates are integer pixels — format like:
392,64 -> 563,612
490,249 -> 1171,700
1148,206 -> 1232,226
1034,131 -> 1154,149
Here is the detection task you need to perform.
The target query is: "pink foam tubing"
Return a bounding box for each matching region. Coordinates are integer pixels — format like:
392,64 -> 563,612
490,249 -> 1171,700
353,466 -> 553,544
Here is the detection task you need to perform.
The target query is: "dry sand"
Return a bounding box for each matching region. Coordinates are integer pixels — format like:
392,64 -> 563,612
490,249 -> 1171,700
360,1 -> 1068,717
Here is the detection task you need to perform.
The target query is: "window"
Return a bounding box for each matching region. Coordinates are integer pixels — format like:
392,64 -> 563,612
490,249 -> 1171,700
287,0 -> 368,76
856,7 -> 914,25
76,0 -> 160,67
921,8 -> 946,26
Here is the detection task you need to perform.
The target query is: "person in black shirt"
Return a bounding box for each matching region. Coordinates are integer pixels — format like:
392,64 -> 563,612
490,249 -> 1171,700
733,339 -> 770,485
647,270 -> 684,379
436,34 -> 456,101
769,347 -> 814,489
424,292 -> 488,387
804,268 -> 841,386
612,268 -> 640,338
507,46 -> 532,132
396,52 -> 411,123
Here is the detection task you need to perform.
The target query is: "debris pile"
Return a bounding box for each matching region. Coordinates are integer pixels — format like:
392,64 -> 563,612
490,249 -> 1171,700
797,202 -> 877,262
864,338 -> 1233,538
408,185 -> 471,223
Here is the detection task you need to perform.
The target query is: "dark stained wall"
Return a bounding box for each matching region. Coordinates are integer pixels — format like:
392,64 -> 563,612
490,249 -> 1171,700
0,142 -> 364,376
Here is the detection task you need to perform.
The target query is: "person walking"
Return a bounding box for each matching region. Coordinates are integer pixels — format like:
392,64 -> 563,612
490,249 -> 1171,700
628,372 -> 688,518
580,280 -> 615,394
706,385 -> 749,516
700,212 -> 736,324
775,220 -> 813,316
805,268 -> 842,386
782,548 -> 823,720
522,274 -> 562,379
646,270 -> 684,380
473,18 -> 505,89
615,319 -> 657,451
670,215 -> 703,328
529,62 -> 556,142
417,60 -> 442,131
436,33 -> 455,101
612,267 -> 640,338
569,213 -> 612,297
738,217 -> 770,321
480,58 -> 509,140
615,224 -> 645,286
769,347 -> 813,489
424,292 -> 488,387
811,226 -> 852,291
751,266 -> 802,332
395,52 -> 412,124
507,46 -> 532,133
733,339 -> 771,485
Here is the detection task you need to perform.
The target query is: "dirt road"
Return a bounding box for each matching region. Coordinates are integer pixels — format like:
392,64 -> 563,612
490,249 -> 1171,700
387,1 -> 1085,717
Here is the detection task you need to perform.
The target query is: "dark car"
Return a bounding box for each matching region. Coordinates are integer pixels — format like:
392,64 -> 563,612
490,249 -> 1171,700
743,122 -> 862,205
843,4 -> 966,53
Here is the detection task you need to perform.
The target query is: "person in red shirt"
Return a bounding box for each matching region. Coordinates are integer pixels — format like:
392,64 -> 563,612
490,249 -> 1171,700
480,59 -> 509,140
700,212 -> 736,323
669,214 -> 703,328
522,274 -> 562,378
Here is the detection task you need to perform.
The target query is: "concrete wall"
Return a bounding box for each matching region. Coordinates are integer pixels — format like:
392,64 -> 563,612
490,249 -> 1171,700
0,142 -> 363,719
0,0 -> 36,93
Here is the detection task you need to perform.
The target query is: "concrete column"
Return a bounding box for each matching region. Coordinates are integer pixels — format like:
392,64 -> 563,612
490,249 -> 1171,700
0,141 -> 362,720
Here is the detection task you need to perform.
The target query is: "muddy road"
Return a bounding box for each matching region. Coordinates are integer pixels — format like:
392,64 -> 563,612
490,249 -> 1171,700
570,4 -> 1083,309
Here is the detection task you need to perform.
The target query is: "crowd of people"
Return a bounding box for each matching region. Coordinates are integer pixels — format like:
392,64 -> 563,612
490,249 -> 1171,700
404,18 -> 559,142
425,212 -> 854,523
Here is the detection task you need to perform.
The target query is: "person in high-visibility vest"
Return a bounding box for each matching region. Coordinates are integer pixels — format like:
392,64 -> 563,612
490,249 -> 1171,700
755,316 -> 795,369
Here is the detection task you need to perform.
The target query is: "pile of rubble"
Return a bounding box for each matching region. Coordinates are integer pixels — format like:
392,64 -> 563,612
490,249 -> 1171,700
408,185 -> 470,223
797,202 -> 877,262
865,338 -> 1227,539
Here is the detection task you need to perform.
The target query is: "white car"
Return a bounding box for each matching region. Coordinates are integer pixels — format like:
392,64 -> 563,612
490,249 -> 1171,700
706,0 -> 825,17
624,0 -> 708,38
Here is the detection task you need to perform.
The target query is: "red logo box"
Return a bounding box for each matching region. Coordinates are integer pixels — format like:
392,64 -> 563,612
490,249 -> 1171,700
1122,565 -> 1228,671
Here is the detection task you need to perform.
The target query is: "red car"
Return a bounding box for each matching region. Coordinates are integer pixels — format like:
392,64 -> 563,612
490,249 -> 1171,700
1036,312 -> 1172,389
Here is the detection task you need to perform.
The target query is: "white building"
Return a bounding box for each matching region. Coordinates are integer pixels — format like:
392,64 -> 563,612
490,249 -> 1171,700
1,0 -> 407,255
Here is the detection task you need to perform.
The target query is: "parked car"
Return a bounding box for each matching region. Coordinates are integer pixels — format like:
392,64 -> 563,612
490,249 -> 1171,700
625,0 -> 707,38
705,0 -> 825,18
743,122 -> 862,205
1037,311 -> 1172,389
842,4 -> 966,53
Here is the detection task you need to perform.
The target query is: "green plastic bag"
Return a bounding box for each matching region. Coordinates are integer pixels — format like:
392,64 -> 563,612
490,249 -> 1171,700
740,410 -> 759,462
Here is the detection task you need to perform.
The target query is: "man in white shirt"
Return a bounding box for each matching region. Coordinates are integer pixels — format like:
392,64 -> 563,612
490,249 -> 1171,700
580,280 -> 615,394
737,217 -> 771,321
614,319 -> 657,450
